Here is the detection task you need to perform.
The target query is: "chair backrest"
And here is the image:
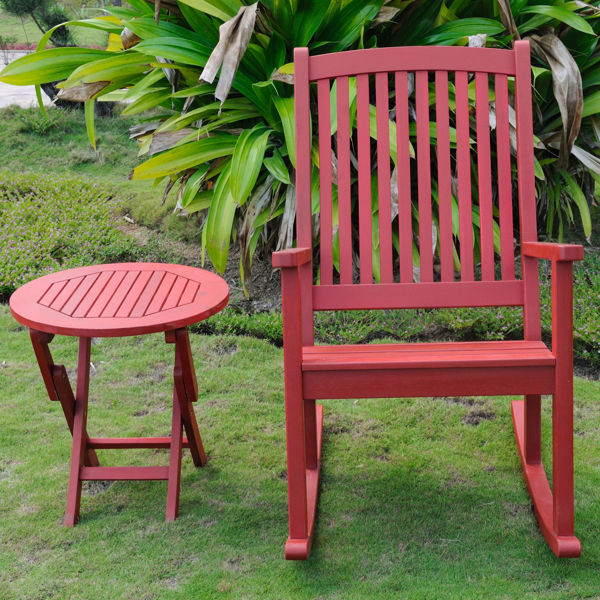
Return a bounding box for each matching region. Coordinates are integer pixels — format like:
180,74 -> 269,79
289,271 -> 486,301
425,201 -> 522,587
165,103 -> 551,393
293,42 -> 541,344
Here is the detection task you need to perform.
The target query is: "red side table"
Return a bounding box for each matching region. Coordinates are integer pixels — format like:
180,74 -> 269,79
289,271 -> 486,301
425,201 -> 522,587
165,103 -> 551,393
10,263 -> 229,526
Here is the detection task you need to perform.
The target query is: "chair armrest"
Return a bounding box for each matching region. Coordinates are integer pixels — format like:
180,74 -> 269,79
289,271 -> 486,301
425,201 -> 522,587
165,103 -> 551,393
521,242 -> 584,262
272,247 -> 312,268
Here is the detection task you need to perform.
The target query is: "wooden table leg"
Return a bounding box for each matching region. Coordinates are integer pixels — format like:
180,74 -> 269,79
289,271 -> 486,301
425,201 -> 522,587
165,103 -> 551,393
163,328 -> 207,520
29,330 -> 99,468
65,337 -> 92,527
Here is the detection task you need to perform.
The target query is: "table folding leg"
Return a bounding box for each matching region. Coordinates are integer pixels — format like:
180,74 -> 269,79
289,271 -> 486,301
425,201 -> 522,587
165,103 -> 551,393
28,327 -> 205,526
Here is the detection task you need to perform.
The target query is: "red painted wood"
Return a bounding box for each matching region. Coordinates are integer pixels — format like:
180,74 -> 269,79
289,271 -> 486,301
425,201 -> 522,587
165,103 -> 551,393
317,78 -> 333,285
166,386 -> 183,521
435,70 -> 454,282
494,74 -> 516,280
415,70 -> 433,282
65,336 -> 91,526
395,71 -> 413,283
10,263 -> 229,337
522,242 -> 584,262
512,401 -> 581,556
11,263 -> 228,526
375,72 -> 393,284
309,46 -> 516,80
87,437 -> 191,449
313,280 -> 524,310
303,340 -> 554,370
80,466 -> 169,480
279,43 -> 581,560
272,247 -> 312,268
455,70 -> 474,281
336,75 -> 353,284
475,71 -> 495,281
304,366 -> 554,400
357,73 -> 373,284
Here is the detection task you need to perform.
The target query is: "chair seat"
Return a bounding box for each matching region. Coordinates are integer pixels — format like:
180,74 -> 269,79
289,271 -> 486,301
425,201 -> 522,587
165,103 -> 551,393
302,340 -> 554,371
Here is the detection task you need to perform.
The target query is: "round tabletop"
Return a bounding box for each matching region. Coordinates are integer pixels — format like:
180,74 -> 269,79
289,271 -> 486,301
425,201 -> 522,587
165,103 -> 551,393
9,263 -> 229,337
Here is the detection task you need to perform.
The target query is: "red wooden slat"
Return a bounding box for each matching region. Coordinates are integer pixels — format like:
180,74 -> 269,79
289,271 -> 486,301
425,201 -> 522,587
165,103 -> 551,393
39,280 -> 68,307
375,71 -> 393,284
88,437 -> 191,449
313,280 -> 524,310
415,70 -> 433,282
515,40 -> 541,341
395,71 -> 413,283
60,272 -> 100,317
49,276 -> 85,312
86,270 -> 127,318
309,47 -> 516,81
455,70 -> 474,281
146,271 -> 177,314
336,75 -> 353,284
162,275 -> 188,311
179,279 -> 200,306
98,270 -> 138,318
475,72 -> 495,281
494,73 -> 516,280
130,270 -> 165,317
72,270 -> 115,318
79,466 -> 169,481
317,78 -> 333,285
115,270 -> 153,318
302,340 -> 554,370
303,366 -> 554,400
356,73 -> 373,284
435,70 -> 454,282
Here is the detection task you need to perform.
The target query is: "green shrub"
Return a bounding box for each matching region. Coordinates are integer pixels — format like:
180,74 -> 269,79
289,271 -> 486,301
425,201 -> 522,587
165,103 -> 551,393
0,171 -> 138,297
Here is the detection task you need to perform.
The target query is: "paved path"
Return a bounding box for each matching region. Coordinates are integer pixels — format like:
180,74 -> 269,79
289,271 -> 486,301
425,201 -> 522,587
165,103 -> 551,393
0,52 -> 52,108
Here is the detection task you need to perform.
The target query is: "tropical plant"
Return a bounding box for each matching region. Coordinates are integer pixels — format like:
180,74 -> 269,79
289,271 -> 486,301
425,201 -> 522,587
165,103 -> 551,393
1,0 -> 598,292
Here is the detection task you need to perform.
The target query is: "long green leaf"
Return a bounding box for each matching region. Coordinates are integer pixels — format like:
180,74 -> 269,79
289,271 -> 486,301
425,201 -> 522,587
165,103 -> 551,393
132,135 -> 237,179
0,48 -> 112,85
181,165 -> 211,209
520,5 -> 595,35
421,18 -> 504,45
133,37 -> 211,67
204,163 -> 237,273
273,96 -> 295,167
264,147 -> 291,184
177,0 -> 241,21
230,125 -> 272,206
36,17 -> 123,51
61,52 -> 151,88
85,100 -> 96,150
559,170 -> 592,240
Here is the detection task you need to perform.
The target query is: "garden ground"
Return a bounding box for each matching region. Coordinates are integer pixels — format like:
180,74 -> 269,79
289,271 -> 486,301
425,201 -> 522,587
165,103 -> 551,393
1,103 -> 600,598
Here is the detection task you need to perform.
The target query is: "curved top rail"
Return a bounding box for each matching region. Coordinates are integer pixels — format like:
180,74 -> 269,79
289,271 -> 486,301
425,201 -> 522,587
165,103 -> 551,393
304,45 -> 517,81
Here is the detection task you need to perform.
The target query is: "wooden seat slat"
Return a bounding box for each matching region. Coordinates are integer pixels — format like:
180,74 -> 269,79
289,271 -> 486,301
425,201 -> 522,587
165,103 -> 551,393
303,340 -> 554,371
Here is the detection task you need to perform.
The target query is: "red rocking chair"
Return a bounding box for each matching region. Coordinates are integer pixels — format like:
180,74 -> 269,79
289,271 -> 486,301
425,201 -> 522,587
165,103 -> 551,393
273,41 -> 583,560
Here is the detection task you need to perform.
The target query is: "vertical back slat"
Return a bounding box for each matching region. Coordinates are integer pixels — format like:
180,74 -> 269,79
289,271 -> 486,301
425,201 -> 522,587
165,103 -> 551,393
435,70 -> 454,282
455,70 -> 474,281
375,72 -> 393,284
515,40 -> 541,340
475,72 -> 495,281
336,75 -> 353,284
494,73 -> 516,280
317,78 -> 333,285
356,73 -> 373,284
415,71 -> 433,282
395,71 -> 413,283
293,47 -> 314,344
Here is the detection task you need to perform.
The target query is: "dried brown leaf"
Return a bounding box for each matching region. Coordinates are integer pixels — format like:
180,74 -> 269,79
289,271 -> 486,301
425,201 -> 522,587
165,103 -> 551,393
148,128 -> 196,156
121,28 -> 141,50
57,81 -> 109,102
528,34 -> 583,168
200,3 -> 258,103
276,184 -> 296,251
495,0 -> 519,38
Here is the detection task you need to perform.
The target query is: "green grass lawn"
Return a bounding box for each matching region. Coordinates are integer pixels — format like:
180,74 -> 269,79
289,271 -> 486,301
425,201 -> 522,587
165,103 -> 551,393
2,305 -> 600,599
0,8 -> 108,48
